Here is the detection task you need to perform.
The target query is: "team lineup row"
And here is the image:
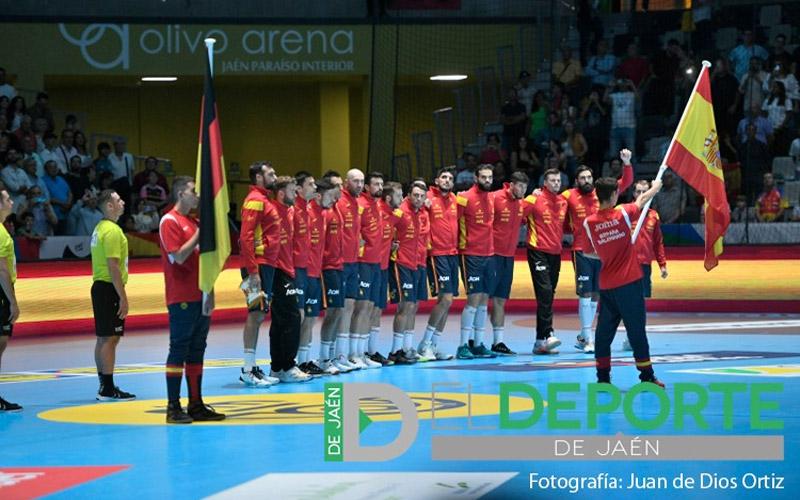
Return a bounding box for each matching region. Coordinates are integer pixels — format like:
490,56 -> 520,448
0,148 -> 667,420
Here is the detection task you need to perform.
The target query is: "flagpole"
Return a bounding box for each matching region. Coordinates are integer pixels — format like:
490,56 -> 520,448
632,60 -> 712,244
200,37 -> 216,310
204,38 -> 216,76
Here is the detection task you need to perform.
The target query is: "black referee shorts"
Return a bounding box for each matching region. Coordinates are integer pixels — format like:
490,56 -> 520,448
91,281 -> 125,337
0,287 -> 12,337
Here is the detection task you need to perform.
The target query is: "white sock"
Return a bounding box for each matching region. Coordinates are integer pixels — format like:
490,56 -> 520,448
422,324 -> 436,345
590,300 -> 598,328
305,343 -> 313,364
460,305 -> 477,345
297,345 -> 309,364
579,297 -> 593,339
403,331 -> 414,351
432,329 -> 443,346
392,332 -> 404,353
493,326 -> 504,345
244,348 -> 256,371
358,334 -> 369,357
335,333 -> 349,357
368,327 -> 380,354
473,305 -> 488,345
320,340 -> 333,361
349,332 -> 359,358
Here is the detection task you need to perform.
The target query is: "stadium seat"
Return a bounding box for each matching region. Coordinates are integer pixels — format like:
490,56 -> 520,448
784,181 -> 800,206
772,156 -> 795,181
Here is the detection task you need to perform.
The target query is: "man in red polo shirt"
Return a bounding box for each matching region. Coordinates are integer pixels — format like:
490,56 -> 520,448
488,171 -> 530,356
756,172 -> 788,222
160,176 -> 224,423
420,167 -> 459,361
334,169 -> 364,368
266,176 -> 310,383
350,171 -> 385,369
523,168 -> 568,355
583,175 -> 664,387
456,164 -> 497,360
562,149 -> 634,353
238,161 -> 280,387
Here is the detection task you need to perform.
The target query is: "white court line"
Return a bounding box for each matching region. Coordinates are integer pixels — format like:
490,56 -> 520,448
624,320 -> 800,332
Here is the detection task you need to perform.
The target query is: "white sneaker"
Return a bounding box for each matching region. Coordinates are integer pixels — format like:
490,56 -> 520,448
575,336 -> 595,354
333,354 -> 357,372
533,336 -> 561,355
432,344 -> 455,361
583,341 -> 595,354
361,355 -> 382,369
405,347 -> 421,360
622,338 -> 633,351
418,342 -> 436,362
239,367 -> 274,387
348,356 -> 368,370
319,359 -> 341,375
278,366 -> 312,383
253,366 -> 280,384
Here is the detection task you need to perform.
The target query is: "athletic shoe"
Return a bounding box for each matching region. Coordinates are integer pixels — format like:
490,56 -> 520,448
575,337 -> 595,354
622,338 -> 633,351
0,396 -> 22,412
273,367 -> 312,383
388,349 -> 417,365
97,387 -> 136,402
642,378 -> 666,389
187,401 -> 226,421
319,359 -> 342,375
166,401 -> 193,424
332,355 -> 357,373
456,343 -> 475,360
361,355 -> 382,369
432,345 -> 454,361
367,351 -> 394,366
299,362 -> 325,377
533,337 -> 561,355
405,347 -> 421,360
254,366 -> 280,385
491,342 -> 516,356
417,343 -> 436,362
348,356 -> 368,370
240,367 -> 274,387
469,342 -> 497,358
582,342 -> 595,354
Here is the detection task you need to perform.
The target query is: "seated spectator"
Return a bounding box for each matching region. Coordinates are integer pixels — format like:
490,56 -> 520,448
55,129 -> 78,174
15,212 -> 47,240
552,46 -> 582,89
132,198 -> 160,233
16,186 -> 57,236
527,91 -> 549,140
1,147 -> 31,210
737,104 -> 772,145
22,157 -> 49,200
39,132 -> 60,171
730,195 -> 756,223
652,171 -> 687,224
73,131 -> 93,167
27,92 -> 54,133
20,135 -> 43,177
738,123 -> 771,202
479,133 -> 507,165
94,142 -> 113,174
140,170 -> 168,211
132,156 -> 168,195
510,136 -> 541,182
617,43 -> 649,89
0,68 -> 16,100
67,191 -> 103,236
43,160 -> 73,234
585,40 -> 617,87
762,81 -> 793,155
729,30 -> 769,82
6,96 -> 26,132
756,172 -> 788,222
562,120 -> 588,177
13,114 -> 35,147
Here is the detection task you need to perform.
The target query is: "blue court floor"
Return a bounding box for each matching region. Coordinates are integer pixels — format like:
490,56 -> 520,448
1,312 -> 798,499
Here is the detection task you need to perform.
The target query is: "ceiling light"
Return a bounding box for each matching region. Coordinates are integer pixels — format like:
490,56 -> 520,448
430,75 -> 468,81
141,76 -> 178,82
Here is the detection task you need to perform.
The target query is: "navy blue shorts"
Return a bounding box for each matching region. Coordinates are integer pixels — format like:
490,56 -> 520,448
342,262 -> 359,300
375,268 -> 389,309
427,255 -> 460,297
294,267 -> 308,310
240,265 -> 275,312
304,276 -> 323,317
389,262 -> 418,304
322,269 -> 344,309
573,251 -> 601,296
356,262 -> 381,303
460,255 -> 492,295
641,264 -> 653,298
489,255 -> 515,299
416,266 -> 428,302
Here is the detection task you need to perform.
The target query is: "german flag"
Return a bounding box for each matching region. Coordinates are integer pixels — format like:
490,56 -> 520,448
196,53 -> 231,293
664,62 -> 730,271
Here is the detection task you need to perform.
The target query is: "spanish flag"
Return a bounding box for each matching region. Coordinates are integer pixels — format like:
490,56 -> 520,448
196,53 -> 231,292
664,62 -> 730,271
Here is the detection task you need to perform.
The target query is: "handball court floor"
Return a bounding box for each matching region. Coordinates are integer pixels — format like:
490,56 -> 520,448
1,311 -> 798,499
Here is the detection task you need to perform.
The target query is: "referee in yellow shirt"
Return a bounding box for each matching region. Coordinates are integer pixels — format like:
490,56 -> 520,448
91,189 -> 135,401
0,189 -> 22,412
